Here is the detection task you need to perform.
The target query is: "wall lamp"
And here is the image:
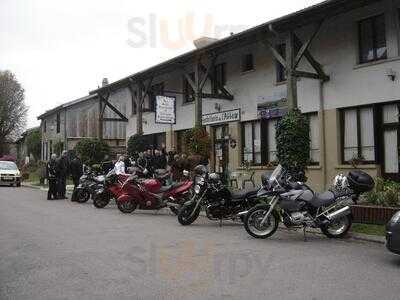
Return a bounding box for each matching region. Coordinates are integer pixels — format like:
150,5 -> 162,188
386,68 -> 397,81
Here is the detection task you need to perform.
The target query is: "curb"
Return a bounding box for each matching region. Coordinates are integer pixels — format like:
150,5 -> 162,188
278,224 -> 385,244
22,183 -> 74,194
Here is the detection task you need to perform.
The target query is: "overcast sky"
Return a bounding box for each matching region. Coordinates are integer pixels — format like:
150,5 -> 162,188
0,0 -> 323,128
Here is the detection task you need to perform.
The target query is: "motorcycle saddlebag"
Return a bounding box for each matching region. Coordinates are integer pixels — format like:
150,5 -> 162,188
347,170 -> 374,193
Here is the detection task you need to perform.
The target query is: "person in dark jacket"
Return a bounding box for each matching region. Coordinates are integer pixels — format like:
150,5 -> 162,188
57,150 -> 69,199
46,154 -> 58,200
137,152 -> 148,170
153,149 -> 167,170
70,154 -> 83,201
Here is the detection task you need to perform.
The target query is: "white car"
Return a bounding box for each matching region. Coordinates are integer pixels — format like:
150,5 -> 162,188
0,161 -> 21,187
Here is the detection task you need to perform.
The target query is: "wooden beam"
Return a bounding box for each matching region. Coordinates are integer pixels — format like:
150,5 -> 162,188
261,39 -> 287,69
286,31 -> 297,109
102,118 -> 128,122
194,58 -> 202,127
182,69 -> 196,91
293,33 -> 329,82
201,93 -> 234,101
293,70 -> 323,80
294,21 -> 323,69
199,55 -> 217,90
100,98 -> 128,122
199,63 -> 233,100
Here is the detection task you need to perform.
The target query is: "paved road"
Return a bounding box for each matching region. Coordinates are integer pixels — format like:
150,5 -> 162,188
0,187 -> 399,300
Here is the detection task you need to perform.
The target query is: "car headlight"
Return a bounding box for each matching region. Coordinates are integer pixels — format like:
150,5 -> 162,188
390,211 -> 400,225
194,184 -> 201,194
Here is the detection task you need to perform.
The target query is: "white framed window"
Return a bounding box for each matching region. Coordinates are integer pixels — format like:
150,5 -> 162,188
342,107 -> 375,163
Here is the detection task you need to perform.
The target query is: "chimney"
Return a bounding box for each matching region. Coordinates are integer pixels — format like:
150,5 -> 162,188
193,36 -> 219,49
102,78 -> 109,87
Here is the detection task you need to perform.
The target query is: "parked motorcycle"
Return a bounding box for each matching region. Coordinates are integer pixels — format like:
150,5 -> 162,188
93,169 -> 192,214
177,165 -> 261,226
115,170 -> 193,214
72,170 -> 105,203
243,165 -> 374,239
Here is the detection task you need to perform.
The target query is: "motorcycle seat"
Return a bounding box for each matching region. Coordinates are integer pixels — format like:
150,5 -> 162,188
231,187 -> 259,201
158,182 -> 185,193
310,191 -> 336,207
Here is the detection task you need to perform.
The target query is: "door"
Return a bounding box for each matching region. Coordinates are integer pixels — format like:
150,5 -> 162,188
382,104 -> 400,181
213,125 -> 229,180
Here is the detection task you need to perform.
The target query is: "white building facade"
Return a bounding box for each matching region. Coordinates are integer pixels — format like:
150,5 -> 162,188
92,0 -> 400,191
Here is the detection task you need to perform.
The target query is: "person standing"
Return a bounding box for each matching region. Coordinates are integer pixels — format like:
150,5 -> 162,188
46,154 -> 58,200
114,155 -> 126,175
137,152 -> 148,170
70,154 -> 83,202
57,150 -> 69,199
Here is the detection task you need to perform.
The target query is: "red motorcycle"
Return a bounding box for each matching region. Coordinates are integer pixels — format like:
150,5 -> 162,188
93,170 -> 192,214
116,172 -> 193,214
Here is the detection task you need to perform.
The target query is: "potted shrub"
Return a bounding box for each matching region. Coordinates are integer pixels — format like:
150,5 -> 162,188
351,177 -> 400,225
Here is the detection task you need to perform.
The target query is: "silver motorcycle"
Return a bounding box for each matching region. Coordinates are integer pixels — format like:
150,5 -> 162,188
243,165 -> 374,240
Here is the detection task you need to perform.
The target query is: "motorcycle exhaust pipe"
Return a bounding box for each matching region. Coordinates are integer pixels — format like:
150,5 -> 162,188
166,202 -> 180,208
237,210 -> 249,217
326,206 -> 351,221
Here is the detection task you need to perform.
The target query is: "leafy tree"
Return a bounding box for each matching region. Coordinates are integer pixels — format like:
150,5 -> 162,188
276,109 -> 310,181
0,70 -> 27,155
184,126 -> 211,159
74,138 -> 111,166
26,129 -> 42,161
127,134 -> 148,157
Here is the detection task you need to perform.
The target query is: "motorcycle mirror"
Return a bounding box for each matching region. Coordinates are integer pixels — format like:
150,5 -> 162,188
183,170 -> 189,177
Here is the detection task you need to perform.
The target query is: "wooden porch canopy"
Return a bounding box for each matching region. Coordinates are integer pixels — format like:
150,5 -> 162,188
90,0 -> 382,130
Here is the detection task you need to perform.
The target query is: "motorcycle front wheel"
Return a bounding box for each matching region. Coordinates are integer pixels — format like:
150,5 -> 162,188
177,204 -> 200,225
117,200 -> 137,214
244,205 -> 279,239
320,215 -> 352,238
93,193 -> 111,208
75,189 -> 91,203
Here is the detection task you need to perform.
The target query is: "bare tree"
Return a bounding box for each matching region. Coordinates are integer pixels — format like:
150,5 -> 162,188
0,70 -> 27,155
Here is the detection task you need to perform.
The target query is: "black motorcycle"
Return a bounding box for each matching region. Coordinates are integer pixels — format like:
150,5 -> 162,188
243,165 -> 374,239
72,171 -> 105,203
177,165 -> 260,226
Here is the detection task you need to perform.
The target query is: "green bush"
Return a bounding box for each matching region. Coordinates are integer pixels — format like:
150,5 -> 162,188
74,138 -> 111,166
364,177 -> 400,207
276,109 -> 310,181
26,129 -> 41,161
184,126 -> 211,159
127,134 -> 148,157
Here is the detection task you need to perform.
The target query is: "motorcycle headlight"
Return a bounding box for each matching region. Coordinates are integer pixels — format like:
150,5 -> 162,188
194,184 -> 201,194
195,176 -> 205,186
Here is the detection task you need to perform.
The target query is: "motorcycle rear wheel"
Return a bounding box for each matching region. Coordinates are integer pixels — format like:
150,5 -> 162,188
320,215 -> 352,238
117,200 -> 137,214
93,193 -> 111,208
244,205 -> 279,239
177,205 -> 200,225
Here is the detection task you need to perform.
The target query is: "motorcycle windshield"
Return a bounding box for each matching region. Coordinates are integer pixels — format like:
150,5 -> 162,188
269,165 -> 283,185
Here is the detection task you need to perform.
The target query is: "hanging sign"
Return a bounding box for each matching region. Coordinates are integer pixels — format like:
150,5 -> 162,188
155,96 -> 176,124
257,99 -> 288,119
202,109 -> 241,126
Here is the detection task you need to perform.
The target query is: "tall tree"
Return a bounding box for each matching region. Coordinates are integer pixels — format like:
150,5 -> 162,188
0,70 -> 27,155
